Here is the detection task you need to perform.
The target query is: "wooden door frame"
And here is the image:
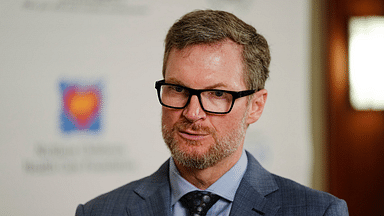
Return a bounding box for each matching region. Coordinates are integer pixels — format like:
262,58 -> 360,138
325,0 -> 384,215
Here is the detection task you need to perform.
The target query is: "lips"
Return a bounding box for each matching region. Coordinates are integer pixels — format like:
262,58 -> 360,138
178,130 -> 209,141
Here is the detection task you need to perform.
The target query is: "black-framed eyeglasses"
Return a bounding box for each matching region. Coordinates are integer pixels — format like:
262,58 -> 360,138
155,80 -> 256,114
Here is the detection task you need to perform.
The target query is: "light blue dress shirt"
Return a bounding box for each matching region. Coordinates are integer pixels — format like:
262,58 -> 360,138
169,150 -> 248,216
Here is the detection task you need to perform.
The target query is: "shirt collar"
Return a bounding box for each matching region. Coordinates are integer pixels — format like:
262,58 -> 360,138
169,150 -> 248,206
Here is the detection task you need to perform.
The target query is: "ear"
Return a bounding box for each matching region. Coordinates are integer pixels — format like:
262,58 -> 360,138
246,89 -> 268,125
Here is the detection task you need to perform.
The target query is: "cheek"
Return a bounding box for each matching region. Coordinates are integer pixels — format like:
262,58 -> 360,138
161,108 -> 180,126
213,112 -> 247,133
209,117 -> 233,135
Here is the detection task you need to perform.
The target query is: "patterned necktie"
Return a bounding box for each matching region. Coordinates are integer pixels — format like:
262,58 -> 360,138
179,191 -> 220,216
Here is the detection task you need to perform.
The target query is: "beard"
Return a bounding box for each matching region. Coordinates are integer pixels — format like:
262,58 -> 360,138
162,112 -> 248,170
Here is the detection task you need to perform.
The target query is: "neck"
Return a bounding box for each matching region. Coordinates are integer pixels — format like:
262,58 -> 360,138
174,147 -> 243,190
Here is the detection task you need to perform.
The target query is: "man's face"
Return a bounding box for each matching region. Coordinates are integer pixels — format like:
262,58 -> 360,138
162,40 -> 252,169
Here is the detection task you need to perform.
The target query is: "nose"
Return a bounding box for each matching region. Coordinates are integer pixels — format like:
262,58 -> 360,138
182,95 -> 206,122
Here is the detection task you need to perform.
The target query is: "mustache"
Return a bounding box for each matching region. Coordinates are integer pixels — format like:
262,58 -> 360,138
174,119 -> 214,134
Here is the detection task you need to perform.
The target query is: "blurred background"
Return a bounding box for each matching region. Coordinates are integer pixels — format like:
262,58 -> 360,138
0,0 -> 383,215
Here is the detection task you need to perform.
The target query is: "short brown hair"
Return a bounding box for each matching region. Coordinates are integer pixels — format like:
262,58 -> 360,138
163,9 -> 270,90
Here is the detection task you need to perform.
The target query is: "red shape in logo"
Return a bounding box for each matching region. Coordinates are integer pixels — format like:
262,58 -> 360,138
63,85 -> 101,130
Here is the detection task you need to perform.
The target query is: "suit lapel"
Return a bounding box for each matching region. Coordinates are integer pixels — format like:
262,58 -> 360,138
125,152 -> 281,216
230,152 -> 281,216
126,160 -> 171,216
127,186 -> 170,216
230,179 -> 280,216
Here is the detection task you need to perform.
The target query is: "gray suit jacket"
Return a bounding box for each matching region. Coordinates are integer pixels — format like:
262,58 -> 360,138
76,151 -> 348,215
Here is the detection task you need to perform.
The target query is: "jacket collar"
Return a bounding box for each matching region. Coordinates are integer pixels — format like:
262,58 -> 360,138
127,151 -> 281,216
229,151 -> 280,216
128,160 -> 171,216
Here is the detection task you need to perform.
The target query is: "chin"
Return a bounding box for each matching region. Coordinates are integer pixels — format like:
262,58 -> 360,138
180,144 -> 211,157
162,122 -> 241,169
168,139 -> 237,170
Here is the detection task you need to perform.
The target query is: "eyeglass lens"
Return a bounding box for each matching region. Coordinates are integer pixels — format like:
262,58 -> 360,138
159,85 -> 233,113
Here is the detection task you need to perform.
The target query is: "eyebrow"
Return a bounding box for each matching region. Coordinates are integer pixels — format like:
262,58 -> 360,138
165,78 -> 228,90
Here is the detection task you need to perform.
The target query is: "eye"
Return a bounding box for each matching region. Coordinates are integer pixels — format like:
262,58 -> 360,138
172,85 -> 184,92
207,90 -> 226,98
213,90 -> 225,97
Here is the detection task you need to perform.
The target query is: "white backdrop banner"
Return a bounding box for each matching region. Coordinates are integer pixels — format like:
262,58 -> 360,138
0,0 -> 312,215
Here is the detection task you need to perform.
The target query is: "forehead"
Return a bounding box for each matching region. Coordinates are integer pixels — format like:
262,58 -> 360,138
165,40 -> 246,89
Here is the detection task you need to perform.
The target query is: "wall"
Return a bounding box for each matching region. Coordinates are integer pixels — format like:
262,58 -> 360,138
310,0 -> 328,192
0,1 -> 312,215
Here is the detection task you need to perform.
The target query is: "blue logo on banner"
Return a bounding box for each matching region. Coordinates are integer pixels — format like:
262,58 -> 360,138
59,81 -> 103,133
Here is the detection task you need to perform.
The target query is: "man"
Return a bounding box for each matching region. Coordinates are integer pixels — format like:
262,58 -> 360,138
76,10 -> 348,216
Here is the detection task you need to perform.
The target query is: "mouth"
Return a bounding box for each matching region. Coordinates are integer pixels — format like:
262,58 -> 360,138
178,130 -> 209,141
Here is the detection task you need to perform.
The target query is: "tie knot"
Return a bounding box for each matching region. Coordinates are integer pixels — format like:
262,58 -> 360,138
179,191 -> 220,216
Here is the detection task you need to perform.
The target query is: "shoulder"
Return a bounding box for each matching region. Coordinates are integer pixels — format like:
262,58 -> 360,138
75,177 -> 149,216
271,174 -> 349,215
76,160 -> 170,216
243,152 -> 348,215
